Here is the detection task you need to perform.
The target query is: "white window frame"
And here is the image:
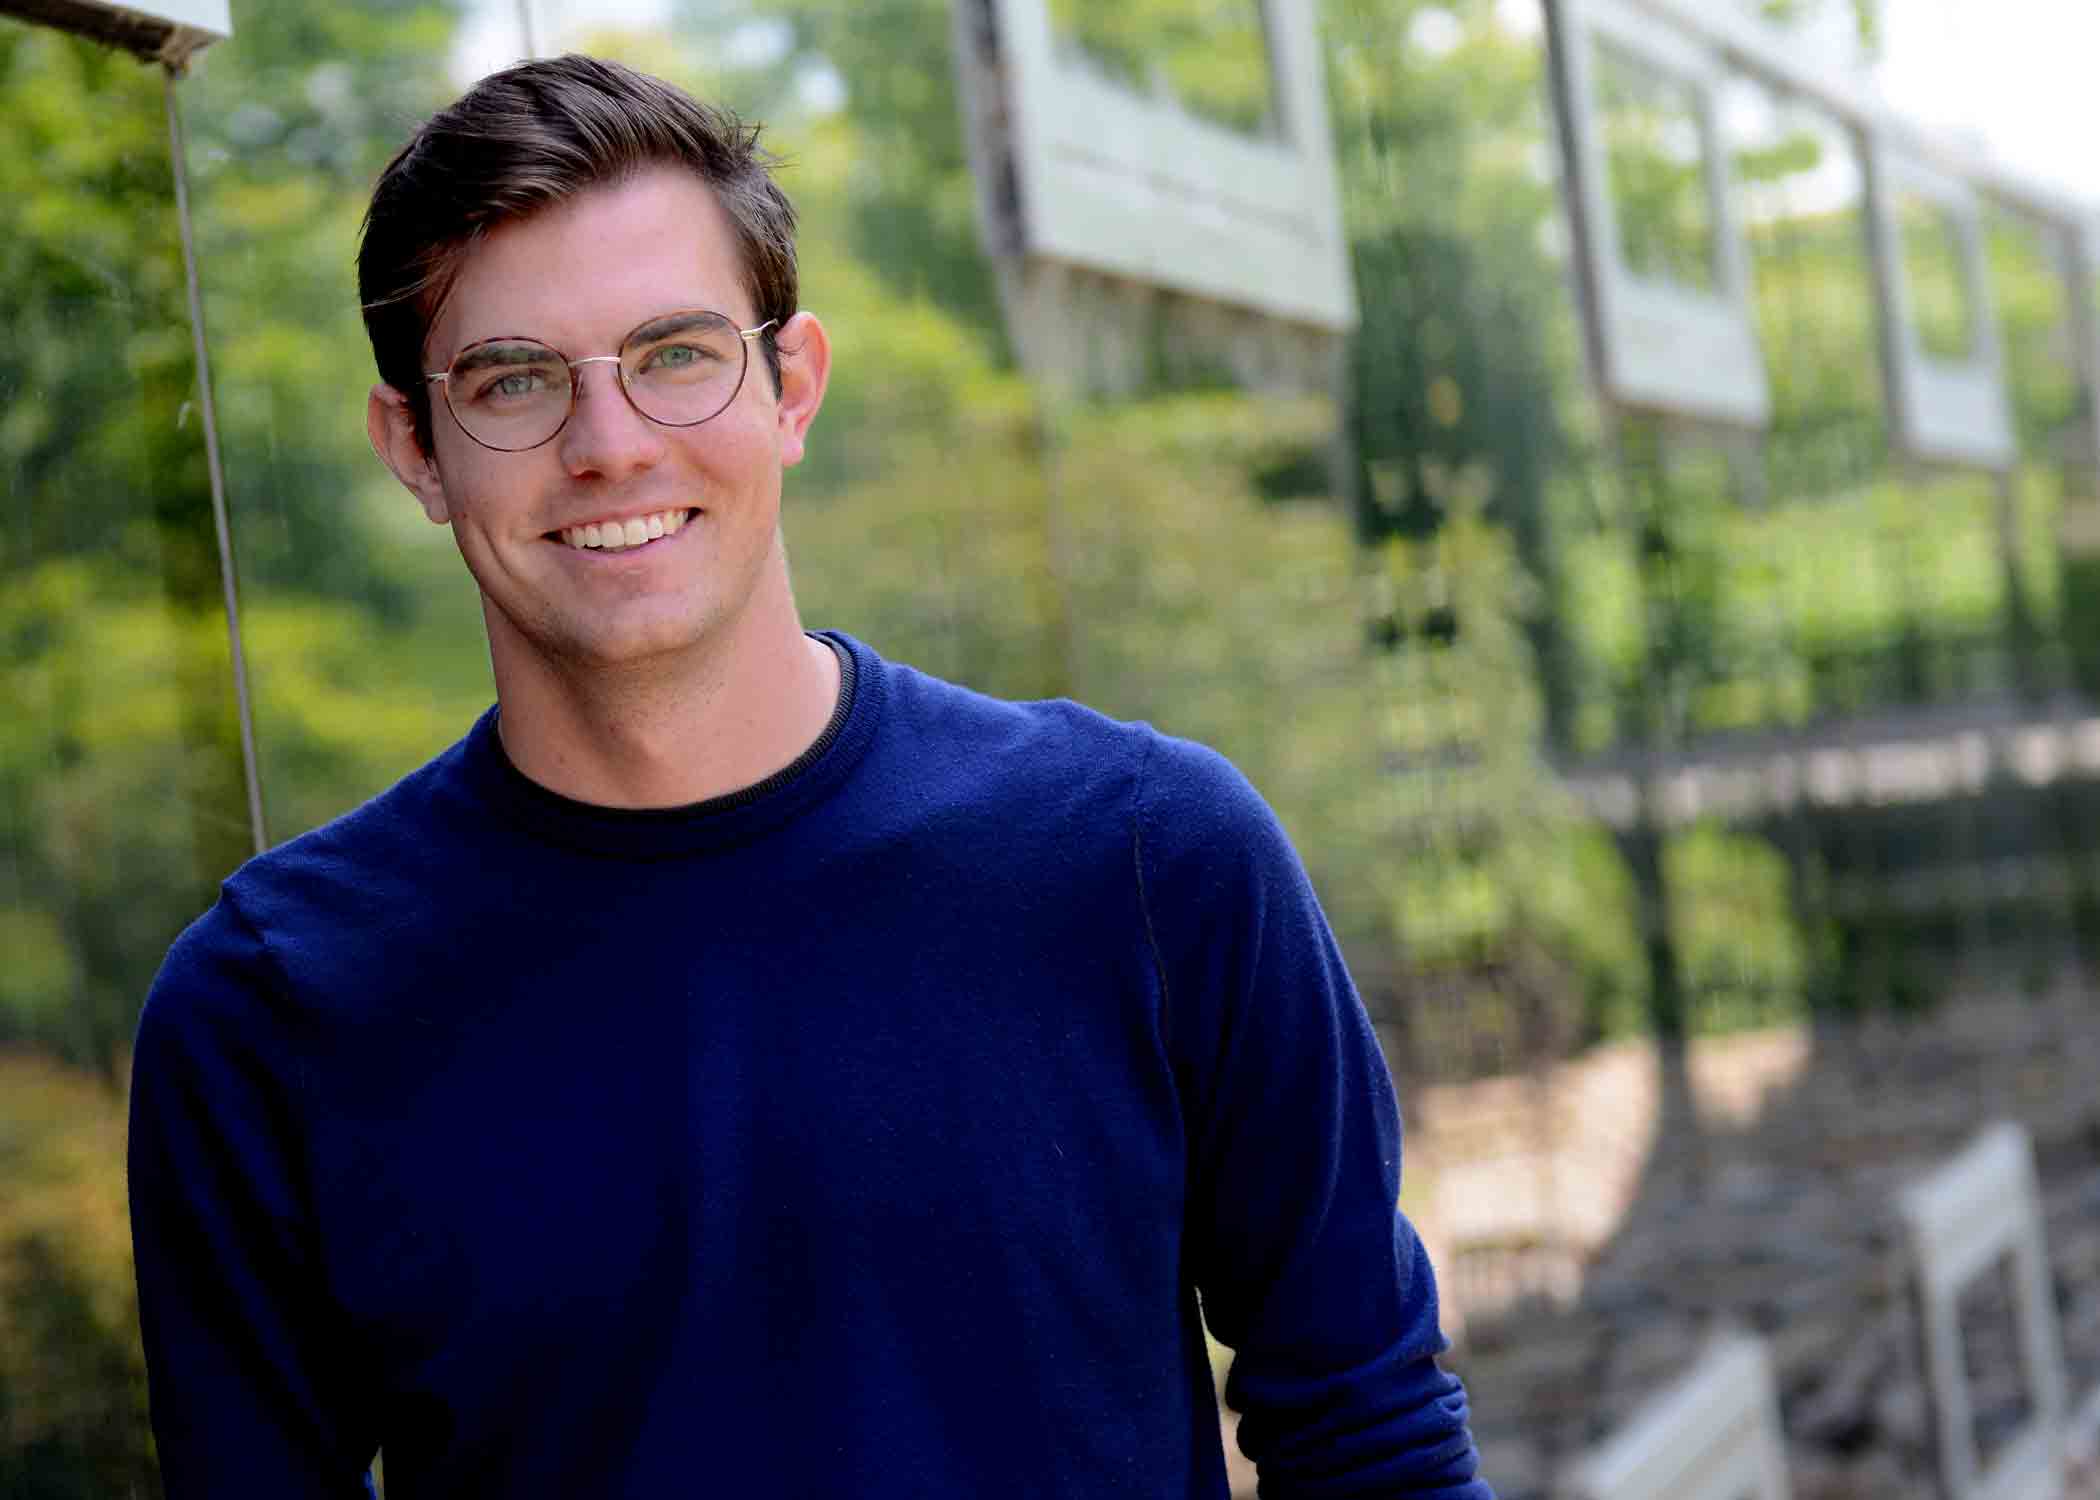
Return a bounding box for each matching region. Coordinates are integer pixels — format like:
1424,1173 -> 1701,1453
1897,1121 -> 2066,1500
973,0 -> 1355,332
1563,1331 -> 1792,1500
1866,140 -> 2016,470
1546,0 -> 1770,430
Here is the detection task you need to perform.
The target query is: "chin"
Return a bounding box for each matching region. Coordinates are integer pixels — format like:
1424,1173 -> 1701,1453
559,613 -> 722,671
485,582 -> 734,678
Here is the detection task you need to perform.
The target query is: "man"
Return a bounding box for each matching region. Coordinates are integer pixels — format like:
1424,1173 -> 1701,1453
129,54 -> 1491,1498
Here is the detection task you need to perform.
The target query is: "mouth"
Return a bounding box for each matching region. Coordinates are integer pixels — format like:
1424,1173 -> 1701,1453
549,507 -> 698,553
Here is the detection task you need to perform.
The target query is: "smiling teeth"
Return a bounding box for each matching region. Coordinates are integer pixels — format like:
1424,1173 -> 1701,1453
563,509 -> 689,550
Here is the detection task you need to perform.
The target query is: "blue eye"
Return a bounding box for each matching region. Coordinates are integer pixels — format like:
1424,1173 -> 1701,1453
640,343 -> 721,374
471,367 -> 556,405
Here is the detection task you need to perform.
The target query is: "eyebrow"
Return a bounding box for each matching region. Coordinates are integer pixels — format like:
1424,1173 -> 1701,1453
452,341 -> 559,376
626,310 -> 731,343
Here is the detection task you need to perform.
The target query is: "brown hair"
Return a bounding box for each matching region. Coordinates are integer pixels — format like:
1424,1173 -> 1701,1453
358,54 -> 798,456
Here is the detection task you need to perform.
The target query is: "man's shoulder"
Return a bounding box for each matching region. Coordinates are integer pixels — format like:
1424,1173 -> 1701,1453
214,713 -> 490,949
850,637 -> 1278,851
142,716 -> 493,1039
864,645 -> 1176,805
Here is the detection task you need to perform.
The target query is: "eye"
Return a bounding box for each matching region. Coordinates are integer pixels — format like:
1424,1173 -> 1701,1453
640,342 -> 719,373
471,368 -> 554,403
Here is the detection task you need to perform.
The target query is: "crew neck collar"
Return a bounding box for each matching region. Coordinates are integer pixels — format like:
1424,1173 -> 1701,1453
461,630 -> 879,861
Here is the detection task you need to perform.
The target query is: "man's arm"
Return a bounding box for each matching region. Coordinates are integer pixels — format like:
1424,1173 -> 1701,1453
1135,734 -> 1493,1499
129,892 -> 379,1498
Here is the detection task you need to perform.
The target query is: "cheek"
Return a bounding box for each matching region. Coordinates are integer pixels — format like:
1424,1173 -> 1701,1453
733,408 -> 788,470
430,451 -> 519,528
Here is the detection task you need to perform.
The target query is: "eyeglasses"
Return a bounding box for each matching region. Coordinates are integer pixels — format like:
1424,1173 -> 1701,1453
425,310 -> 778,453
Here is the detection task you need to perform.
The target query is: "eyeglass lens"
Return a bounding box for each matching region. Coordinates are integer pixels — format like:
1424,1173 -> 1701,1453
442,310 -> 752,451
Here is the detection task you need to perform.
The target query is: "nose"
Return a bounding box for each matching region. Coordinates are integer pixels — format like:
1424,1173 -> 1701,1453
556,358 -> 667,480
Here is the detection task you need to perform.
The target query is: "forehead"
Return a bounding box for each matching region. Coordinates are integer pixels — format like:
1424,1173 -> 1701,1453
429,167 -> 751,360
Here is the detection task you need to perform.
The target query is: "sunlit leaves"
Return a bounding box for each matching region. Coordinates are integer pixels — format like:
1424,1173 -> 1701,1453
1896,191 -> 1977,361
1593,42 -> 1716,293
1048,0 -> 1278,135
0,1050 -> 151,1497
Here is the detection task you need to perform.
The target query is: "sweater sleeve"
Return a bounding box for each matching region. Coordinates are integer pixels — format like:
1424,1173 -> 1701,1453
128,891 -> 378,1499
1134,734 -> 1492,1499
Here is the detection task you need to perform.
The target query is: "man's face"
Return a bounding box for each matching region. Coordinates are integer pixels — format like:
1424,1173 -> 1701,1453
372,166 -> 825,678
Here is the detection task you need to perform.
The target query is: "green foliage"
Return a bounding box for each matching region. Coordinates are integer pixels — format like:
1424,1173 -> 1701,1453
1325,0 -> 1648,1044
1593,42 -> 1715,293
1988,206 -> 2084,460
0,1051 -> 154,1499
1735,129 -> 1822,186
1,20 -> 251,1082
1369,511 -> 1647,1059
1897,192 -> 1978,362
0,29 -> 217,612
1047,0 -> 1277,134
1743,177 -> 1886,499
1351,225 -> 1560,549
0,561 -> 241,1073
1569,430 -> 2054,745
1666,822 -> 1808,1033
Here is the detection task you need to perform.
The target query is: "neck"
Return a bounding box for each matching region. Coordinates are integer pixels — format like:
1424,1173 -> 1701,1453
486,587 -> 840,810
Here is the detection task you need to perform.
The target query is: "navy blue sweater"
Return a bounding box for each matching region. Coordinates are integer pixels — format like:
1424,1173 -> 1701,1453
129,633 -> 1490,1498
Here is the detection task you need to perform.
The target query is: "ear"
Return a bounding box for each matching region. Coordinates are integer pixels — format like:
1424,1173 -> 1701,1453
771,311 -> 831,470
368,384 -> 452,525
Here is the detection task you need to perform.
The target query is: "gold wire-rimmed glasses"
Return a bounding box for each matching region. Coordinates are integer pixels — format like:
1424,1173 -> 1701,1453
425,310 -> 778,453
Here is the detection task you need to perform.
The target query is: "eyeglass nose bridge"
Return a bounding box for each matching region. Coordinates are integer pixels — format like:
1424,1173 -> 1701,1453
566,354 -> 627,394
560,353 -> 643,432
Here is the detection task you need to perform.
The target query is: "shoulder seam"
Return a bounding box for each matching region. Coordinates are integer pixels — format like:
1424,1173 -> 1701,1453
214,881 -> 303,1082
1131,729 -> 1172,1057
